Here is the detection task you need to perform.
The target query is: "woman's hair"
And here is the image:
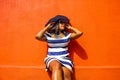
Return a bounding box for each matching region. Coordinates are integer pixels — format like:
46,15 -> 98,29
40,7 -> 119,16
45,15 -> 70,27
47,19 -> 69,35
45,15 -> 71,35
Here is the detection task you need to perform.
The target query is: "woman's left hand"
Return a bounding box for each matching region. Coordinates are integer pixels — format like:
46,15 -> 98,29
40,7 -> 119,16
66,24 -> 72,29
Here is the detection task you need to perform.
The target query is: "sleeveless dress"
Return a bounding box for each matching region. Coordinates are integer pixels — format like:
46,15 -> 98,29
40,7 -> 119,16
44,33 -> 73,72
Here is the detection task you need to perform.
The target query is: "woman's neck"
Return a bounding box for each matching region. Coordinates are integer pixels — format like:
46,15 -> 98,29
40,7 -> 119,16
51,32 -> 65,38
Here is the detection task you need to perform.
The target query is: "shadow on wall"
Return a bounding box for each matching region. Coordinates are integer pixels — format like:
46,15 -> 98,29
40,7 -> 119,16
69,40 -> 88,60
69,40 -> 88,80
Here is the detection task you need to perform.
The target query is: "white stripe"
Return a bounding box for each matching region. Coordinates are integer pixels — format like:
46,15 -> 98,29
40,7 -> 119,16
47,53 -> 69,57
0,65 -> 120,69
47,33 -> 71,40
48,41 -> 69,47
63,65 -> 72,72
48,47 -> 68,52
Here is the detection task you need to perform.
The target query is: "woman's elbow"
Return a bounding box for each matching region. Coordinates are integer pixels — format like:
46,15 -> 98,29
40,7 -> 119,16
78,32 -> 83,37
35,35 -> 46,41
35,35 -> 42,40
35,36 -> 40,40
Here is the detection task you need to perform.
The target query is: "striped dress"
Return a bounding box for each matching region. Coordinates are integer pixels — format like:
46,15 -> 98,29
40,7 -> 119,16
44,33 -> 73,72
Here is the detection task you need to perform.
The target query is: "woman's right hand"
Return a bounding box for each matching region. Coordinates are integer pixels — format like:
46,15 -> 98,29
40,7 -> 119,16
46,22 -> 55,29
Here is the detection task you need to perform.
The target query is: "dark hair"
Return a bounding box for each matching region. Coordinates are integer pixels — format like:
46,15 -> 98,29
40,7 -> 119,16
47,19 -> 69,35
45,15 -> 70,27
45,15 -> 70,35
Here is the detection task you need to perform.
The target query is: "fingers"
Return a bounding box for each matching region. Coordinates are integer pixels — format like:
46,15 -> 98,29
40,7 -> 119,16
66,24 -> 71,29
46,22 -> 55,28
49,22 -> 55,26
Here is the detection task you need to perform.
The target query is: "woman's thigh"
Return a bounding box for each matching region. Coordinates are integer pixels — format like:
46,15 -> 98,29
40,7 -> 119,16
62,66 -> 72,80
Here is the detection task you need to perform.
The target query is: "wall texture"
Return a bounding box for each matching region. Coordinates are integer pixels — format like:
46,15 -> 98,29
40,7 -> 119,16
0,0 -> 120,80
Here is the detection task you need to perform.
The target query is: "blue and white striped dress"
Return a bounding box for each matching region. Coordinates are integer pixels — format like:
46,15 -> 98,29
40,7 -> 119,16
44,33 -> 73,72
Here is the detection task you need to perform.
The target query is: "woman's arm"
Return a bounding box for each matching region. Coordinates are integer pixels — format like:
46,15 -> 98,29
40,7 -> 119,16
35,22 -> 54,41
67,25 -> 83,40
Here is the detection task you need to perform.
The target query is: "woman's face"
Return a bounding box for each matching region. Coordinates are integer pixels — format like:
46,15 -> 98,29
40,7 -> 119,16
58,21 -> 66,31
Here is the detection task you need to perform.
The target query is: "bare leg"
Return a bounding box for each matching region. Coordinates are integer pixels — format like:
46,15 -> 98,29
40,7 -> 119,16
62,66 -> 72,80
49,60 -> 63,80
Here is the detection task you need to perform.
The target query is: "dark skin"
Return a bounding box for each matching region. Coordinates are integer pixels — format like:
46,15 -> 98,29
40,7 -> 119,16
36,22 -> 83,40
36,22 -> 83,80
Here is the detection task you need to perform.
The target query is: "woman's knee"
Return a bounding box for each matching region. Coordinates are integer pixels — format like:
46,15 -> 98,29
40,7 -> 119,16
49,60 -> 62,71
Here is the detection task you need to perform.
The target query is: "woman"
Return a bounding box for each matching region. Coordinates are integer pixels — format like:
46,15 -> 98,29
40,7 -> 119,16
36,15 -> 83,80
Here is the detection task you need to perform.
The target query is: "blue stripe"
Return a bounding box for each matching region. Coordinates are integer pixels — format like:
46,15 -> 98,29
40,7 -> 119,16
45,57 -> 51,64
59,60 -> 73,67
48,50 -> 68,56
45,57 -> 56,65
47,38 -> 69,43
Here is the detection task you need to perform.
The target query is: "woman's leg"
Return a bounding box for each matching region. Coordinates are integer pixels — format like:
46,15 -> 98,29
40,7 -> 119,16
62,66 -> 72,80
49,60 -> 63,80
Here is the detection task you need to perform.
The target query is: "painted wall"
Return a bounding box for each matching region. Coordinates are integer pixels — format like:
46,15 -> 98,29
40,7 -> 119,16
0,0 -> 120,80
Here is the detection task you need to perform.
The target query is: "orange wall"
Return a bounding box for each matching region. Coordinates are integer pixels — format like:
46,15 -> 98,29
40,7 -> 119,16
0,0 -> 120,80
